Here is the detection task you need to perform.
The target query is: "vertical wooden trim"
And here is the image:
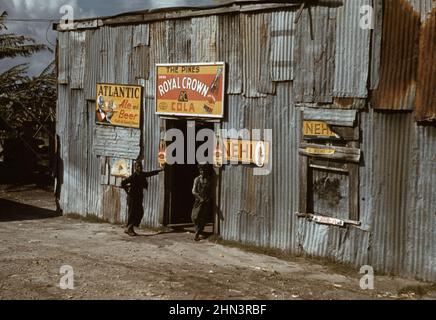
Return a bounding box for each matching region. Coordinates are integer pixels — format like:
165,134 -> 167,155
299,111 -> 309,214
348,138 -> 360,222
299,156 -> 309,214
213,122 -> 222,235
158,118 -> 167,226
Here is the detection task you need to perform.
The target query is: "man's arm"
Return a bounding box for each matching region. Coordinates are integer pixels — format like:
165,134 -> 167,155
144,169 -> 164,178
121,175 -> 133,193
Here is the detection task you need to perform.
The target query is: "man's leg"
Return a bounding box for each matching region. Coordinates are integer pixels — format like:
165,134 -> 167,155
194,224 -> 201,241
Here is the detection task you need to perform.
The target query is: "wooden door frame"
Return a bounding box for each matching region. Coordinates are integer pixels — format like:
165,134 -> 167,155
158,117 -> 222,235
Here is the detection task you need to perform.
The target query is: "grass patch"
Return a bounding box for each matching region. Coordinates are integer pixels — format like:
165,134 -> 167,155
209,236 -> 361,277
65,213 -> 111,224
398,284 -> 436,297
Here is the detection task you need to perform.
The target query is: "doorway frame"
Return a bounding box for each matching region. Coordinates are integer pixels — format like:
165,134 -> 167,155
158,116 -> 222,235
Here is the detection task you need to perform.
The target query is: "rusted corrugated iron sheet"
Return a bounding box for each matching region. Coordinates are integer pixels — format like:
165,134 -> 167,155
359,111 -> 436,282
218,14 -> 243,94
141,97 -> 163,228
270,10 -> 294,81
303,108 -> 357,127
408,0 -> 435,21
333,0 -> 370,98
293,6 -> 336,103
167,19 -> 192,63
191,16 -> 218,62
131,24 -> 150,81
58,32 -> 69,84
372,0 -> 420,110
69,31 -> 86,89
84,29 -> 101,100
370,0 -> 383,90
147,21 -> 168,99
115,26 -> 134,84
131,44 -> 150,81
101,185 -> 122,223
297,220 -> 371,267
99,27 -> 116,84
86,101 -> 103,217
405,125 -> 436,282
92,126 -> 141,159
415,9 -> 436,122
133,24 -> 150,47
368,112 -> 413,275
241,12 -> 275,97
59,88 -> 89,214
220,82 -> 299,250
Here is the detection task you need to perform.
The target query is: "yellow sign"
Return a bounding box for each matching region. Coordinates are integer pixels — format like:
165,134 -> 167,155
155,63 -> 225,118
223,139 -> 270,167
96,83 -> 142,128
305,147 -> 335,156
303,121 -> 339,138
158,140 -> 167,167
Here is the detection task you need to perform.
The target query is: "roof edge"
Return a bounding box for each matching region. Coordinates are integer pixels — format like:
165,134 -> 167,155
53,0 -> 334,31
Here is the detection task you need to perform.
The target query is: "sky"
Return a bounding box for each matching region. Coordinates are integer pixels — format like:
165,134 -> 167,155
0,0 -> 215,76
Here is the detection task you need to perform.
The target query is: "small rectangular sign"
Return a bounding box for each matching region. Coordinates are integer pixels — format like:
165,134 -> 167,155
96,83 -> 142,129
305,147 -> 335,156
155,63 -> 225,118
303,121 -> 339,139
312,215 -> 345,227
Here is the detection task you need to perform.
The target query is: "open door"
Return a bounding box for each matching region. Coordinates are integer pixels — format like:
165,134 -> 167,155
164,120 -> 215,228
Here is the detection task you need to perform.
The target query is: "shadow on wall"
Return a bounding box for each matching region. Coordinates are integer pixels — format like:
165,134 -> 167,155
0,198 -> 60,222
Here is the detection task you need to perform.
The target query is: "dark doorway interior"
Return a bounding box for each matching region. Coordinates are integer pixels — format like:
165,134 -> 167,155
165,120 -> 215,228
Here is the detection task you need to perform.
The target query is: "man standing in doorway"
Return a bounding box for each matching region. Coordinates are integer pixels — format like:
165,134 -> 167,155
121,160 -> 163,236
191,164 -> 213,241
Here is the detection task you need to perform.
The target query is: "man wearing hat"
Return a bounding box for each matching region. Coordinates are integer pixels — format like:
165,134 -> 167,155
191,164 -> 213,241
121,160 -> 163,236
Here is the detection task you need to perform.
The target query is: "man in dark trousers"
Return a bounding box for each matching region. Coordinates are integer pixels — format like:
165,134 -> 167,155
191,164 -> 213,241
121,160 -> 163,236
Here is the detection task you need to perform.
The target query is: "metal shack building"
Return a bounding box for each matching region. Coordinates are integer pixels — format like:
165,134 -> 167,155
55,0 -> 436,282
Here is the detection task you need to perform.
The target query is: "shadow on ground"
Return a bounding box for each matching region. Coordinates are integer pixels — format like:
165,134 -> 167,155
0,198 -> 60,222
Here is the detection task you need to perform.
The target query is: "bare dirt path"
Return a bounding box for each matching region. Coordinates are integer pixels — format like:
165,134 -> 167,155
0,184 -> 435,300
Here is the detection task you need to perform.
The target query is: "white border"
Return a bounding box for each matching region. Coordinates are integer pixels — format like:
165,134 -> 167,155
155,62 -> 226,119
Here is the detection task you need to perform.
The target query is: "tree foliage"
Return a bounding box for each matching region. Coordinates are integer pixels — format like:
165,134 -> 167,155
0,10 -> 56,135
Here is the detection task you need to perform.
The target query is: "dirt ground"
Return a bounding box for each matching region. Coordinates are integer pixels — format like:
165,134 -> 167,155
0,184 -> 435,300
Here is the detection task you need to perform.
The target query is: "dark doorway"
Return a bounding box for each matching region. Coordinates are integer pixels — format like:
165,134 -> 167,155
164,120 -> 215,228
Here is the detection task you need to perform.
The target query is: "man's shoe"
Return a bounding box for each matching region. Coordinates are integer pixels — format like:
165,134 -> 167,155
124,227 -> 136,236
194,231 -> 201,241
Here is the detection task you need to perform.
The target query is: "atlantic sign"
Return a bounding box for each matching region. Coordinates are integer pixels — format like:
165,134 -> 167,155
96,83 -> 142,129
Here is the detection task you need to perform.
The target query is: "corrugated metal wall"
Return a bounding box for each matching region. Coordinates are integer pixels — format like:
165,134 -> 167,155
57,1 -> 435,282
359,110 -> 436,281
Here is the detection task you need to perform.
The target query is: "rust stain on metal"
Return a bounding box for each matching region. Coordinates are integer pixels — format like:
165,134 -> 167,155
333,97 -> 354,109
415,8 -> 436,122
372,0 -> 420,110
